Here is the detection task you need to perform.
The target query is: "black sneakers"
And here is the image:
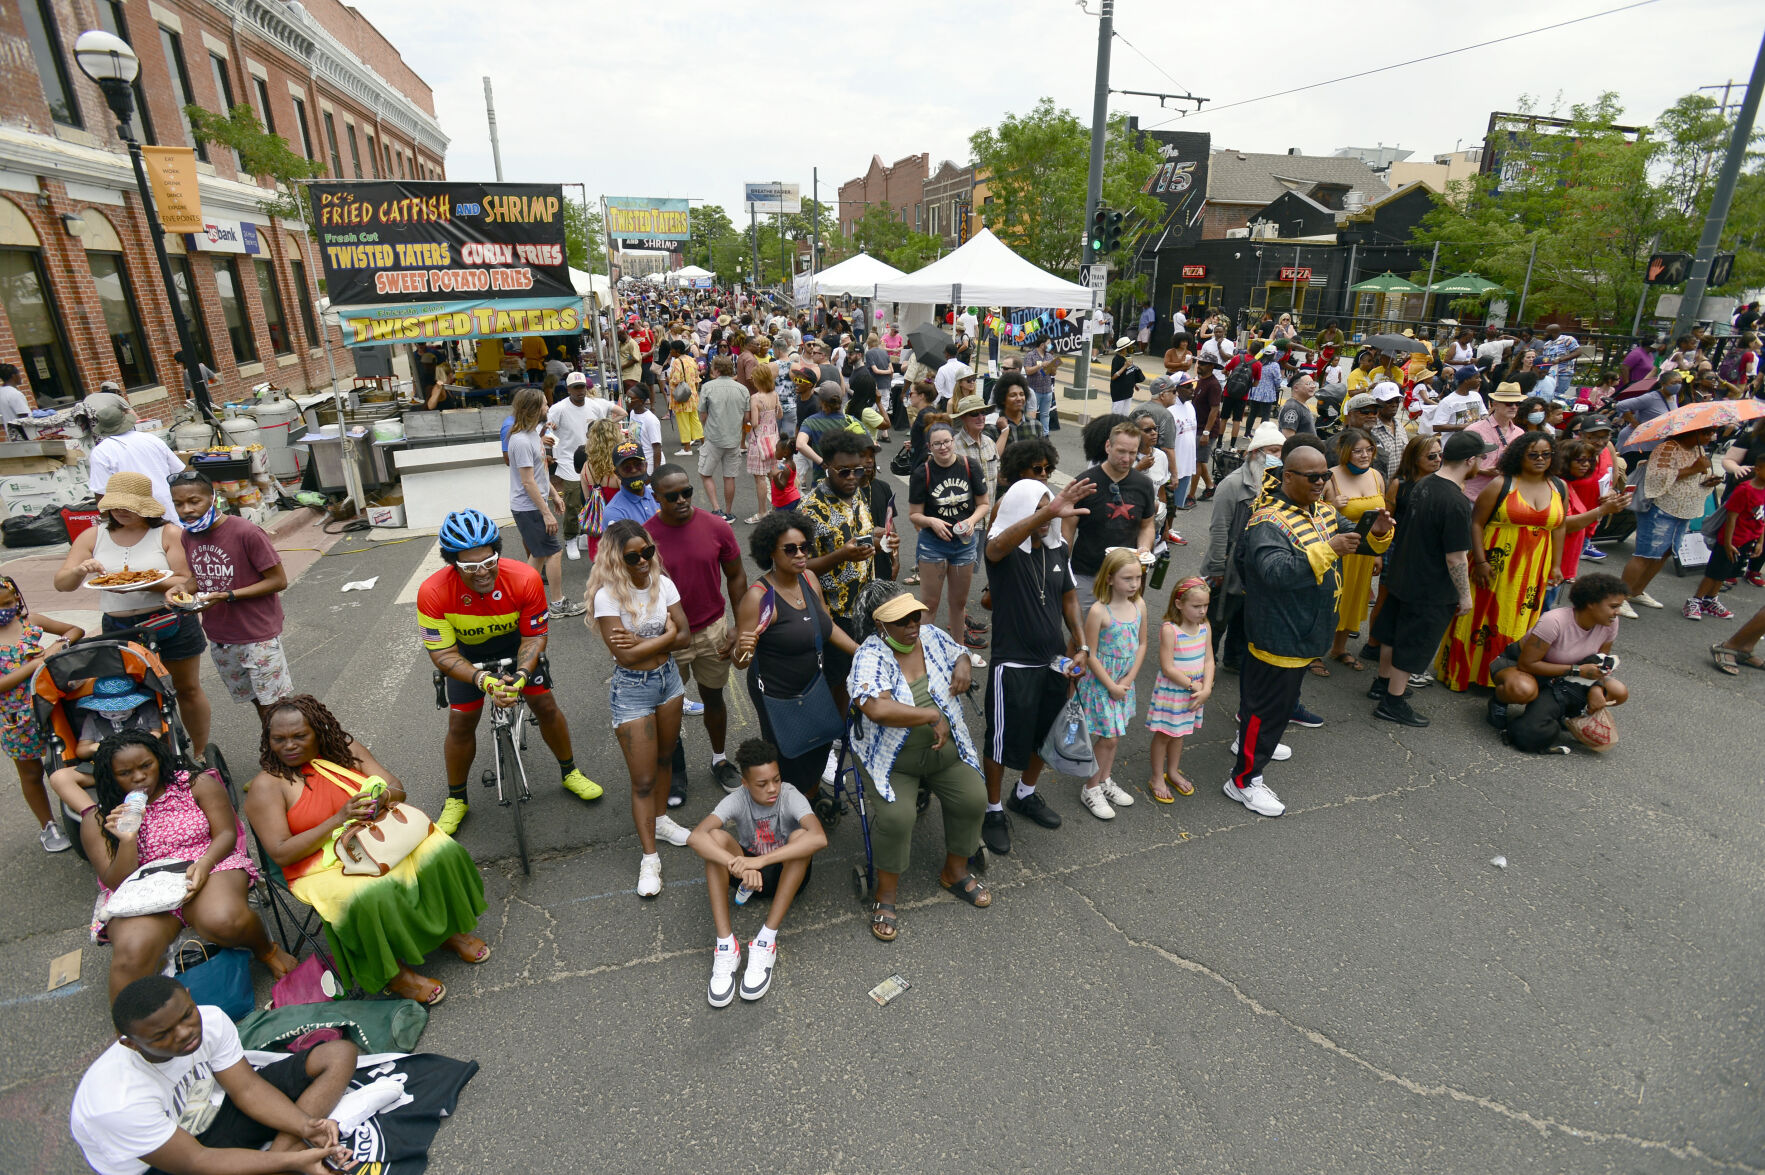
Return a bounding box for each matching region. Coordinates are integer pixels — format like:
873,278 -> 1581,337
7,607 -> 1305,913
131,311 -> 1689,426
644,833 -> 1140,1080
1374,695 -> 1430,728
982,810 -> 1012,855
1366,676 -> 1389,701
711,760 -> 742,794
1005,790 -> 1062,829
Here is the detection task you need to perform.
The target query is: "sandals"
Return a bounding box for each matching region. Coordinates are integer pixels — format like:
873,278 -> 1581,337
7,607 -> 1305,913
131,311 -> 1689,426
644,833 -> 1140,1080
390,972 -> 445,1006
1149,777 -> 1175,803
901,571 -> 921,586
1332,652 -> 1364,672
870,902 -> 899,942
940,873 -> 992,908
1713,642 -> 1742,675
1167,771 -> 1195,797
448,934 -> 491,964
1307,659 -> 1331,678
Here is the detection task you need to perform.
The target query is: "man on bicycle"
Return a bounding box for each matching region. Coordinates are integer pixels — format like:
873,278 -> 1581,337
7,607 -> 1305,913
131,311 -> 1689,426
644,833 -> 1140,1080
419,509 -> 602,833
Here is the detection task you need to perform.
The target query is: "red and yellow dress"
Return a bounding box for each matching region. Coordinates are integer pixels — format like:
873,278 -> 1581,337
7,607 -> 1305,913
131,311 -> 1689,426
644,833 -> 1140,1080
1438,481 -> 1565,690
284,759 -> 486,994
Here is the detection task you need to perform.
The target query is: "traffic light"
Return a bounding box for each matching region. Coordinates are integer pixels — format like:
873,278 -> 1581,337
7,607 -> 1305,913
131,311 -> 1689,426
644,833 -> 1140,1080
1105,211 -> 1124,253
1710,252 -> 1736,287
1090,207 -> 1109,254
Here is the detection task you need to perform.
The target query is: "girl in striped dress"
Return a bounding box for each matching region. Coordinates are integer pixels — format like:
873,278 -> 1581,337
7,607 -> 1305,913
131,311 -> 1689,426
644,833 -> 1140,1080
1146,578 -> 1214,801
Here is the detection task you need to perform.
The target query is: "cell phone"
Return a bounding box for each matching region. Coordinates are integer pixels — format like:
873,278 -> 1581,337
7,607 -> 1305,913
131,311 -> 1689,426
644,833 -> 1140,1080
869,973 -> 911,1006
856,533 -> 875,546
1354,511 -> 1379,538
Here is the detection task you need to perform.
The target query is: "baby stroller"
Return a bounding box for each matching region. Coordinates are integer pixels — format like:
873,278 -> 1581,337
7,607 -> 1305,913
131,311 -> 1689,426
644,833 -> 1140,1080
31,630 -> 231,860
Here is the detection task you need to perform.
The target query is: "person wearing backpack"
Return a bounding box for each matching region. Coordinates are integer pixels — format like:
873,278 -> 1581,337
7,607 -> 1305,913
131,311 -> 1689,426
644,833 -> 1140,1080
1687,460 -> 1765,618
1218,351 -> 1258,451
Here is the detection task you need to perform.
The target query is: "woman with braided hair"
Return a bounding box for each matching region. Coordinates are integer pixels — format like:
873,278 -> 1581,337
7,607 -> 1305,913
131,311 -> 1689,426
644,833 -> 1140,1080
243,695 -> 488,1006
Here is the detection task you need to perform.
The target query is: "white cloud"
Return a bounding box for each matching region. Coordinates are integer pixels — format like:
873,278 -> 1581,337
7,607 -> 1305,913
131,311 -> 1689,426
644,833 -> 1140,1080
349,0 -> 1762,226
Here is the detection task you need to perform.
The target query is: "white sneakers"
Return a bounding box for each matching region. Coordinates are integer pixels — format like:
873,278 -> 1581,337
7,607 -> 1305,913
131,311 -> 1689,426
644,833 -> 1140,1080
740,938 -> 777,1001
1229,738 -> 1292,762
563,536 -> 581,561
707,939 -> 740,1006
636,853 -> 663,898
822,740 -> 844,786
1223,778 -> 1286,817
1632,591 -> 1664,609
39,819 -> 71,853
1099,778 -> 1135,808
1079,785 -> 1116,820
655,815 -> 692,847
1617,600 -> 1639,619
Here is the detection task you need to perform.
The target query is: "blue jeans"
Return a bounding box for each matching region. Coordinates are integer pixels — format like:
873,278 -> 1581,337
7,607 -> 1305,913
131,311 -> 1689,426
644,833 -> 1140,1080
1171,475 -> 1193,511
608,661 -> 686,727
1035,387 -> 1058,432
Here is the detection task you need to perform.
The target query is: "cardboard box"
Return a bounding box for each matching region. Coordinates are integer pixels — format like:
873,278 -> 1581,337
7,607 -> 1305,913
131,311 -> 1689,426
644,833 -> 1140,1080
367,504 -> 406,528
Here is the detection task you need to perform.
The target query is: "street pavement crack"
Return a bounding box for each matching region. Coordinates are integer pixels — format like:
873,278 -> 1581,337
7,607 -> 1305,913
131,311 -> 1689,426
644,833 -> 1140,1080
1057,877 -> 1760,1173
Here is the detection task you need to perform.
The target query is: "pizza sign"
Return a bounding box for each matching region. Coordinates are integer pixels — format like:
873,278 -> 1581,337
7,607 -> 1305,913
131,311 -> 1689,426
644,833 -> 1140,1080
1181,264 -> 1207,279
1279,266 -> 1313,282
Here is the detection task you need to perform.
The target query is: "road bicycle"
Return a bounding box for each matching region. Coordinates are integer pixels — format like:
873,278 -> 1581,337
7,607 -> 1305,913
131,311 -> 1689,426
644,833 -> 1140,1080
434,658 -> 535,875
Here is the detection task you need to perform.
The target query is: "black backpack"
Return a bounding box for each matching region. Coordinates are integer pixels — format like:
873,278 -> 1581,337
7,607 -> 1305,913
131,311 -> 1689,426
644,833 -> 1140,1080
1225,362 -> 1256,399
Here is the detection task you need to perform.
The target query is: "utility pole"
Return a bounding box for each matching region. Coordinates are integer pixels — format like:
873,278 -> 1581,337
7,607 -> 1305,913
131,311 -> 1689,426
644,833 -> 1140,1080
812,167 -> 820,275
749,202 -> 761,290
1631,233 -> 1660,337
1074,0 -> 1112,410
776,179 -> 788,293
1674,31 -> 1765,343
482,77 -> 503,181
1516,237 -> 1539,322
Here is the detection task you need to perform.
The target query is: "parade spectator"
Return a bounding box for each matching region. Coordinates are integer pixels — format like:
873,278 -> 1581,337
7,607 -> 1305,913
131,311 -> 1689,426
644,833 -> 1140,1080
506,387 -> 583,619
245,695 -> 488,1005
1439,434 -> 1567,690
1365,382 -> 1406,479
0,362 -> 30,435
1323,428 -> 1387,673
846,583 -> 990,941
1203,421 -> 1286,671
1164,333 -> 1194,376
1075,549 -> 1147,820
1491,573 -> 1630,752
1685,458 -> 1765,618
84,393 -> 187,516
1109,337 -> 1144,414
1614,371 -> 1683,464
1278,373 -> 1318,438
799,430 -> 877,706
1064,421 -> 1156,611
953,394 -> 1002,499
744,362 -> 782,525
0,574 -> 82,852
797,383 -> 860,486
604,440 -> 660,528
1229,436 -> 1391,817
1537,323 -> 1584,402
547,372 -> 612,562
989,372 -> 1045,454
1190,355 -> 1223,500
696,354 -> 748,520
1023,337 -> 1060,432
1617,425 -> 1721,617
909,421 -> 990,660
1247,346 -> 1291,430
70,976 -> 357,1175
169,473 -> 293,719
624,383 -> 664,472
1146,577 -> 1213,800
666,339 -> 703,456
646,465 -> 748,800
1621,337 -> 1659,388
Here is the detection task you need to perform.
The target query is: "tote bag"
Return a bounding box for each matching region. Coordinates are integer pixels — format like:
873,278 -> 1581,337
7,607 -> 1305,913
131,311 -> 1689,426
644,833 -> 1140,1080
754,578 -> 846,759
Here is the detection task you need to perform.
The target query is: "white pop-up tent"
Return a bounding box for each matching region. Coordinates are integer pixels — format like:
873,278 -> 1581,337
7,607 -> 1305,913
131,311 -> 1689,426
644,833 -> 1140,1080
668,264 -> 714,286
799,253 -> 907,300
872,228 -> 1093,310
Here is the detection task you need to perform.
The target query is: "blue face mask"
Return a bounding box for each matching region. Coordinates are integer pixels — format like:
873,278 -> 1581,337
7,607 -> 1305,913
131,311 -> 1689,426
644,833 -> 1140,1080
1264,454 -> 1283,472
0,606 -> 17,627
1527,411 -> 1546,425
182,503 -> 219,534
1346,461 -> 1370,475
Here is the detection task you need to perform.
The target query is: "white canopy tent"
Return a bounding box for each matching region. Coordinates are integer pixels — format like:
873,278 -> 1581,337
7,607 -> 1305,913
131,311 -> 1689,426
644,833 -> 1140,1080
668,264 -> 714,287
794,253 -> 907,302
872,228 -> 1093,310
569,267 -> 613,307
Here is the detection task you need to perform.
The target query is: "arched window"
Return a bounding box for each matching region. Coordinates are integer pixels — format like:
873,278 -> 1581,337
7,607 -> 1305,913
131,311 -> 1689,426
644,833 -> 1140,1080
0,197 -> 80,403
81,210 -> 156,389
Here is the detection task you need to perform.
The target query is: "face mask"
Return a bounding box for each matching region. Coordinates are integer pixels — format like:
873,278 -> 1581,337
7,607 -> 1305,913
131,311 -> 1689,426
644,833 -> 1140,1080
1527,411 -> 1546,425
182,503 -> 219,534
1346,462 -> 1370,476
0,607 -> 17,627
882,631 -> 917,654
622,473 -> 648,495
1263,454 -> 1283,472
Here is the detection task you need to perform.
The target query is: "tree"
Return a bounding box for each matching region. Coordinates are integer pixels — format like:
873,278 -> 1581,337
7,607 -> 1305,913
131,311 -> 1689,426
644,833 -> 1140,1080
688,203 -> 735,269
563,198 -> 605,273
848,203 -> 944,273
968,97 -> 1165,283
184,104 -> 323,226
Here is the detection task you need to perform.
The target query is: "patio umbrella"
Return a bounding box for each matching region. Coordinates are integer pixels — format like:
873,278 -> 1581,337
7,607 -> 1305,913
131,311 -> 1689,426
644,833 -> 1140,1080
1428,272 -> 1503,296
1349,272 -> 1423,294
1361,332 -> 1430,354
907,323 -> 954,363
1624,399 -> 1765,448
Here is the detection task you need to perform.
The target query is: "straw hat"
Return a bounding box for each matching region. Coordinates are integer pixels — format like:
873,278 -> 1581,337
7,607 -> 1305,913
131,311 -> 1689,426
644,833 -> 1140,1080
97,471 -> 165,518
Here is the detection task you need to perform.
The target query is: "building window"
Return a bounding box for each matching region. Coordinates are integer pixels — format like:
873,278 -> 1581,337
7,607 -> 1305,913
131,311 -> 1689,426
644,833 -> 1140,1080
207,54 -> 244,169
97,1 -> 153,142
253,258 -> 291,355
365,132 -> 378,177
21,1 -> 81,128
212,258 -> 257,364
346,124 -> 363,178
291,97 -> 313,159
383,143 -> 392,176
0,249 -> 79,403
396,150 -> 406,179
158,28 -> 206,162
87,252 -> 155,389
169,256 -> 214,369
252,76 -> 276,135
289,257 -> 320,348
322,111 -> 343,178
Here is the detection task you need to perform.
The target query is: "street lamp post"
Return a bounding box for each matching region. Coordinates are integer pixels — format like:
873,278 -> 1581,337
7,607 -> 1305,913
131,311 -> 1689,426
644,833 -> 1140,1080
73,30 -> 216,427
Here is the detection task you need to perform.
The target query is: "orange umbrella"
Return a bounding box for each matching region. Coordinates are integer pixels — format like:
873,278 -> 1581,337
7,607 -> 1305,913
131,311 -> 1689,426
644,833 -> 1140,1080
1623,398 -> 1765,448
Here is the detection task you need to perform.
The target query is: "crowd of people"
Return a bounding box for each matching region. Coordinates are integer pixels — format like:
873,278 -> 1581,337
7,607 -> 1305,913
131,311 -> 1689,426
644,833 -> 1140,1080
22,283 -> 1765,1174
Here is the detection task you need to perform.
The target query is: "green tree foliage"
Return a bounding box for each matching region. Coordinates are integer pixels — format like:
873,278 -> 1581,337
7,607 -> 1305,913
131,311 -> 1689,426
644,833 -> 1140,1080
563,198 -> 605,273
847,203 -> 944,272
1415,92 -> 1764,328
184,103 -> 323,225
968,97 -> 1165,281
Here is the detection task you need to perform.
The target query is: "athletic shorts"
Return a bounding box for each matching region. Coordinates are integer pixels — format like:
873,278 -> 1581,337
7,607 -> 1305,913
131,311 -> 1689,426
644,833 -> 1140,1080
512,508 -> 562,559
675,617 -> 732,690
147,1053 -> 313,1172
1368,591 -> 1457,677
1220,396 -> 1249,423
209,637 -> 294,705
983,662 -> 1070,771
443,635 -> 554,712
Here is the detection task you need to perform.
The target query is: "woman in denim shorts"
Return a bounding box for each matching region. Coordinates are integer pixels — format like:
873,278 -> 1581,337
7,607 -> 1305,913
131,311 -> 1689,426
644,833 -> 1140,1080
589,520 -> 692,897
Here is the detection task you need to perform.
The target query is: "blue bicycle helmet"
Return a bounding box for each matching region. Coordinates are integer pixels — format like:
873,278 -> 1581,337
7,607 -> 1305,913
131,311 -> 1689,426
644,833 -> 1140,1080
438,509 -> 502,560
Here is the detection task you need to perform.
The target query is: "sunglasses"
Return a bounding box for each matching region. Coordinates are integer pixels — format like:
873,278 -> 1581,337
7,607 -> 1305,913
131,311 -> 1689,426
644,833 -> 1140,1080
1290,470 -> 1333,484
660,487 -> 693,502
778,541 -> 809,556
167,470 -> 211,487
828,464 -> 861,478
456,554 -> 500,573
622,544 -> 658,566
1027,463 -> 1051,476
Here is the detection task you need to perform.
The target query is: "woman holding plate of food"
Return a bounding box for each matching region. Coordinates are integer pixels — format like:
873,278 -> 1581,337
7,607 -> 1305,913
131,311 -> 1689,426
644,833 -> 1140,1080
54,472 -> 213,759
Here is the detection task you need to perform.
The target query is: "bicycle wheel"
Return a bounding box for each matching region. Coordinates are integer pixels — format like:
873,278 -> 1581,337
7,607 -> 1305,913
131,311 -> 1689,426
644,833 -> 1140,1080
497,727 -> 531,876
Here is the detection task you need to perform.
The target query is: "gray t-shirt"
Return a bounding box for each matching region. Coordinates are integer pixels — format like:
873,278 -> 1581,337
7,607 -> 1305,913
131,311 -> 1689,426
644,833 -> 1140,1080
698,377 -> 750,450
713,781 -> 812,855
1277,398 -> 1316,436
507,427 -> 545,512
864,347 -> 892,384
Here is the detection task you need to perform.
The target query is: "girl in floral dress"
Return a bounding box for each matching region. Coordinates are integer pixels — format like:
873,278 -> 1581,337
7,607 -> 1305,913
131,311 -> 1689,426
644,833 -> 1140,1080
0,575 -> 83,852
1146,578 -> 1213,801
1076,549 -> 1147,821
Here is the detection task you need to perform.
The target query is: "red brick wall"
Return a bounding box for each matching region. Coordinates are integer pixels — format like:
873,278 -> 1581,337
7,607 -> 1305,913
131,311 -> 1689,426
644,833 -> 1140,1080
1201,203 -> 1252,240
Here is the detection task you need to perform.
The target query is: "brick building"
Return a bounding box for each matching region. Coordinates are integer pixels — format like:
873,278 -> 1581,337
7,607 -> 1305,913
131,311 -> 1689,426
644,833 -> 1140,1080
1199,149 -> 1386,240
836,152 -> 928,237
921,160 -> 973,249
0,0 -> 447,421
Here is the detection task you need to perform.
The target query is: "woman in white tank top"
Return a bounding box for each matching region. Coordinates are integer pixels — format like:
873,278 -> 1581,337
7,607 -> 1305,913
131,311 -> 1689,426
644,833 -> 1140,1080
53,472 -> 212,758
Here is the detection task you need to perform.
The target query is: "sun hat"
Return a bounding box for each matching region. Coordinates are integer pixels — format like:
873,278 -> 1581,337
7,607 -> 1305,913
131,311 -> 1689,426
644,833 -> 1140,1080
77,674 -> 154,713
952,395 -> 988,418
1489,382 -> 1525,403
86,392 -> 136,438
873,593 -> 931,623
97,472 -> 164,518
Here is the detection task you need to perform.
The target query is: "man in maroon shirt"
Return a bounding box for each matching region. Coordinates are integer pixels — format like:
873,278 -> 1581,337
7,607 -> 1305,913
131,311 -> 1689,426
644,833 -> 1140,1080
646,464 -> 750,801
1190,355 -> 1224,499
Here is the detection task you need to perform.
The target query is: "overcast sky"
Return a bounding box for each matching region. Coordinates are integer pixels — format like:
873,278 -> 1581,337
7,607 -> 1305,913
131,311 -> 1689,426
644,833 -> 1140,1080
351,0 -> 1762,224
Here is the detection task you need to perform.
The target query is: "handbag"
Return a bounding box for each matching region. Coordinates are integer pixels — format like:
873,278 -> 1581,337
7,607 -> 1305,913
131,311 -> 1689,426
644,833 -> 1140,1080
102,859 -> 193,919
1037,694 -> 1096,777
889,444 -> 914,476
270,952 -> 343,1009
175,940 -> 254,1021
310,760 -> 434,876
754,578 -> 847,759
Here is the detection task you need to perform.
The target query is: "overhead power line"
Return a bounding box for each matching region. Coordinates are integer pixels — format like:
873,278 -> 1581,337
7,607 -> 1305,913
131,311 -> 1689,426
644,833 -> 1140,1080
1145,0 -> 1667,130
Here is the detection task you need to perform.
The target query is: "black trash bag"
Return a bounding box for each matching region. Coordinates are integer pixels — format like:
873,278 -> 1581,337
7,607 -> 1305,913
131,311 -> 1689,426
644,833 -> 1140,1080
2,505 -> 70,548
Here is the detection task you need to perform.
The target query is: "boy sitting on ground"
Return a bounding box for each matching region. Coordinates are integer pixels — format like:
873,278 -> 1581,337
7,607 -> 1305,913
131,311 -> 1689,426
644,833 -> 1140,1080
687,737 -> 827,1007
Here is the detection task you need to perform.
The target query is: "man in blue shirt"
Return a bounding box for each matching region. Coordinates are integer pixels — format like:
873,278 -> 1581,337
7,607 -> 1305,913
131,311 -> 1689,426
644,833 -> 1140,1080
1248,345 -> 1291,429
603,440 -> 659,526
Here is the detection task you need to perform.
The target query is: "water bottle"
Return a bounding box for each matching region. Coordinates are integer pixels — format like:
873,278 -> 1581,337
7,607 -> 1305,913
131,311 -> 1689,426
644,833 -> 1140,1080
116,791 -> 148,836
733,883 -> 755,906
1149,550 -> 1171,591
1064,717 -> 1082,751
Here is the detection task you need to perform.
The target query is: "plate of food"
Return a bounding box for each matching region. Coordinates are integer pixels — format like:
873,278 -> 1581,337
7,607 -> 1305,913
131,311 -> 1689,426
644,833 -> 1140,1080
82,568 -> 174,592
165,588 -> 212,611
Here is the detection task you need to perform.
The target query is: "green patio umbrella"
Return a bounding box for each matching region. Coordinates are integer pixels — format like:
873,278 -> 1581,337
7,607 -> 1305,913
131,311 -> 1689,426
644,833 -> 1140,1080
1349,271 -> 1423,294
1428,272 -> 1503,296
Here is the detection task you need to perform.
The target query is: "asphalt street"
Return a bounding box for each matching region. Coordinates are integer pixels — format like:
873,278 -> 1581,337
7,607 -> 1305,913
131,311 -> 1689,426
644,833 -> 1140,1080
3,416 -> 1762,1175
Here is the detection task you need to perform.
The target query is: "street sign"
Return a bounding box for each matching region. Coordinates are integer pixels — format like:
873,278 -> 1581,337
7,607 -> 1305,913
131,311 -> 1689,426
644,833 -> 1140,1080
1080,263 -> 1109,323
